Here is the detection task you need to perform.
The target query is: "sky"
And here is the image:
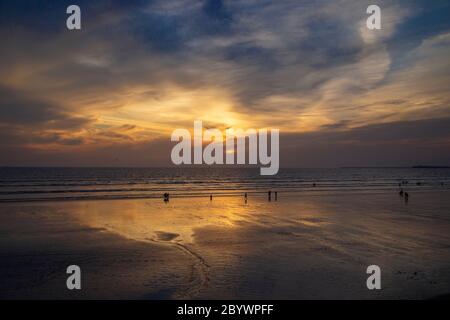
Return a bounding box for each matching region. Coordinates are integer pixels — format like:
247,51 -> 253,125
0,0 -> 449,167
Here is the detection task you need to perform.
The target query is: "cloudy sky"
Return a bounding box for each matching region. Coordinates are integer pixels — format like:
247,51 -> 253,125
0,0 -> 449,167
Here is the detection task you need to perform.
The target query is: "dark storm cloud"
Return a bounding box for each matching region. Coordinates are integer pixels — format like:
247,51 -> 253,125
125,0 -> 235,53
0,86 -> 91,128
313,117 -> 450,142
294,117 -> 450,146
297,13 -> 363,69
339,117 -> 450,142
386,0 -> 450,71
223,44 -> 277,69
127,11 -> 184,53
281,117 -> 450,167
200,0 -> 234,34
0,0 -> 149,32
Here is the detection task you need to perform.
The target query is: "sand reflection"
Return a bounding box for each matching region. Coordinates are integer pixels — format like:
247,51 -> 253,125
72,196 -> 257,244
6,191 -> 449,299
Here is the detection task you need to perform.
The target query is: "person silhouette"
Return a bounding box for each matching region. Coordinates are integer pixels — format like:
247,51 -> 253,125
163,193 -> 170,202
268,190 -> 272,202
399,189 -> 404,197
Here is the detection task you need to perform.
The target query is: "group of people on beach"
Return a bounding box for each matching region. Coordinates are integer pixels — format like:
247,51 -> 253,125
162,180 -> 445,203
399,180 -> 410,203
399,188 -> 409,202
162,190 -> 279,203
210,190 -> 278,202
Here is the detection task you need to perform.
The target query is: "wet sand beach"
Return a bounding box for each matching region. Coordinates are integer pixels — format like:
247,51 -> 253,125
1,190 -> 450,299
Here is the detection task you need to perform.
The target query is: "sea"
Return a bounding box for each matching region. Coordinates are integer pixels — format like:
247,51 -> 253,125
0,167 -> 449,202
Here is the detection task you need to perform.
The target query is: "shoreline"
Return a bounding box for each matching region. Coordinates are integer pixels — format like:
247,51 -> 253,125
1,187 -> 449,204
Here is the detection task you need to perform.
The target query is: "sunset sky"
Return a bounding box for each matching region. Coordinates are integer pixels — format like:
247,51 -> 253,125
0,0 -> 449,167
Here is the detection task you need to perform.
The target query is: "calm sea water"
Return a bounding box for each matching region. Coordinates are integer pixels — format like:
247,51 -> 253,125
0,167 -> 449,202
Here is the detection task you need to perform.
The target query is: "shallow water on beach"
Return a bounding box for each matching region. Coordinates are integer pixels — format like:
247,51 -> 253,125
1,190 -> 449,299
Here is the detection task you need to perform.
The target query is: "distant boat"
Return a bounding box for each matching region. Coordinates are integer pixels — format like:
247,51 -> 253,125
412,165 -> 450,169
